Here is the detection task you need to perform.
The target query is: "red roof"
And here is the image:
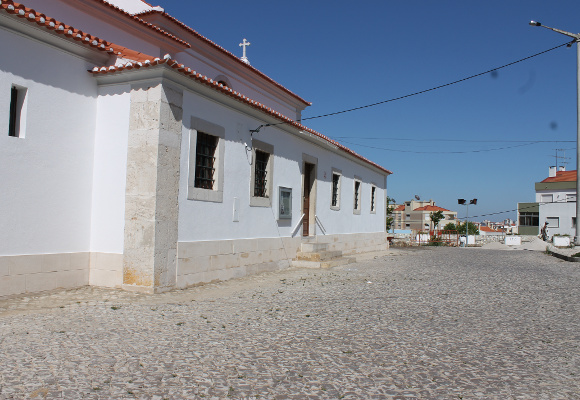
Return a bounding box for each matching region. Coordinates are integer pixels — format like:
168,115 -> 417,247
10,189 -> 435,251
393,205 -> 405,212
0,0 -> 156,61
480,226 -> 502,233
2,0 -> 391,175
413,205 -> 451,212
541,170 -> 577,183
133,10 -> 311,107
90,57 -> 392,174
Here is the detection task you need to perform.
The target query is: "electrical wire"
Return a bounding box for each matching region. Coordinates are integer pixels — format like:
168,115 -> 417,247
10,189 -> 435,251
340,139 -> 539,154
463,197 -> 575,219
331,136 -> 576,143
299,41 -> 572,122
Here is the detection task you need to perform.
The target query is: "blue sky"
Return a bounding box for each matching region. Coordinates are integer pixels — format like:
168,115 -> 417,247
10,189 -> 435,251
157,0 -> 580,221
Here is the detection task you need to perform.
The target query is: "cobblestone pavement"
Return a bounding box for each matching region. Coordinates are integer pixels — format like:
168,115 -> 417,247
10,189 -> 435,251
1,248 -> 579,399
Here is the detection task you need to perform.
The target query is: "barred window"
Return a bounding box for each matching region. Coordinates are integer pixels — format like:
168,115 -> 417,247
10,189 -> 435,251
332,173 -> 340,207
254,150 -> 269,197
194,132 -> 218,189
354,181 -> 361,210
370,186 -> 376,212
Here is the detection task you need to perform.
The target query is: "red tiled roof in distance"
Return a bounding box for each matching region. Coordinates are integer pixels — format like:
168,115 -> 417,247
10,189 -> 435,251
413,205 -> 451,212
393,205 -> 405,212
480,226 -> 502,233
89,56 -> 392,175
541,170 -> 577,183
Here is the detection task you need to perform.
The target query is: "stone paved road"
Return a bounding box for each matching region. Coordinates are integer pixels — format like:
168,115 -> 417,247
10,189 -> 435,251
0,248 -> 579,399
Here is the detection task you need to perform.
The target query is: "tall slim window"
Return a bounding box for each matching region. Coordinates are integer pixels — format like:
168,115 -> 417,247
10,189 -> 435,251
370,186 -> 376,212
194,132 -> 218,189
254,150 -> 269,197
354,180 -> 361,212
332,173 -> 340,207
9,86 -> 26,138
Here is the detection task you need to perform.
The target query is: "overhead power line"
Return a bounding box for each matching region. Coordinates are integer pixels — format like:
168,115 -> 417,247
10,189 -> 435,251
331,136 -> 575,143
340,140 -> 540,154
299,41 -> 571,122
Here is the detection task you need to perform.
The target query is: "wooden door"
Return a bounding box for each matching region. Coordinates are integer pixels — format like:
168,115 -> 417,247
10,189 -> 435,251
303,163 -> 314,237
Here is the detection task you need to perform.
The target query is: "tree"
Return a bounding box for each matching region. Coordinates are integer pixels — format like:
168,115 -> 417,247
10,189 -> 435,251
386,197 -> 396,231
443,222 -> 457,231
456,222 -> 479,235
429,210 -> 445,232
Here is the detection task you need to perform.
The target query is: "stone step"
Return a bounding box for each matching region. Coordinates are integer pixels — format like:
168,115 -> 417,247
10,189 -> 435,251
291,257 -> 356,269
295,250 -> 343,262
300,242 -> 328,253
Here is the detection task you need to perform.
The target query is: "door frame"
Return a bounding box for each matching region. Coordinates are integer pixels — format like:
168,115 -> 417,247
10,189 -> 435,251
301,154 -> 318,237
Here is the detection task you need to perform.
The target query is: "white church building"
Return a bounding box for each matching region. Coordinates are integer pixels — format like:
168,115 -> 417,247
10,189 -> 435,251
0,0 -> 392,297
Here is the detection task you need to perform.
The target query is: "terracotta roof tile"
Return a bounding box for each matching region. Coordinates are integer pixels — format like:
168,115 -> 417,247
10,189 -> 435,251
0,0 -> 155,60
90,57 -> 392,175
393,205 -> 405,212
133,9 -> 311,106
480,226 -> 502,232
541,170 -> 577,183
413,205 -> 451,212
88,0 -> 190,47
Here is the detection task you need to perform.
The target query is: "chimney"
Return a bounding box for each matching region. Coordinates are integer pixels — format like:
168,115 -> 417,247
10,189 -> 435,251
559,166 -> 566,172
549,166 -> 556,177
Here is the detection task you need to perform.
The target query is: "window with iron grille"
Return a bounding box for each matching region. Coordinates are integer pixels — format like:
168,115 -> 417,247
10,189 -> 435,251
254,150 -> 269,197
354,180 -> 361,210
194,132 -> 218,189
332,173 -> 340,207
370,186 -> 376,212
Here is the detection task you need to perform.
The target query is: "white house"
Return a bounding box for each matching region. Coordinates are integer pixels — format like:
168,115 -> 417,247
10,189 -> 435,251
0,0 -> 392,297
535,166 -> 576,238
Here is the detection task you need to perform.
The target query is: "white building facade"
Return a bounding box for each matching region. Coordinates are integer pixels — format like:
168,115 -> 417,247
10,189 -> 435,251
535,166 -> 576,238
0,0 -> 391,297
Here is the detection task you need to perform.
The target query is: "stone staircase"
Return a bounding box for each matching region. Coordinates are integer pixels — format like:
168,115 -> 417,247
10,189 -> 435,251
291,241 -> 355,269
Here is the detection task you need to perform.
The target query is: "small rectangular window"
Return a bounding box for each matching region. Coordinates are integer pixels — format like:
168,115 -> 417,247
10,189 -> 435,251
8,85 -> 27,138
330,169 -> 341,210
194,132 -> 218,189
250,139 -> 274,207
254,150 -> 269,197
353,178 -> 361,214
519,212 -> 539,227
541,194 -> 553,203
572,217 -> 576,228
546,217 -> 559,228
370,186 -> 376,213
332,174 -> 340,207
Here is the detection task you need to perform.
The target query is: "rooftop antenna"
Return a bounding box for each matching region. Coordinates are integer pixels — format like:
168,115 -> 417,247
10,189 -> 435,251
551,148 -> 570,170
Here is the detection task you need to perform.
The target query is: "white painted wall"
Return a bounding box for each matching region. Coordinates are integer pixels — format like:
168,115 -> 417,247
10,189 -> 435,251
22,0 -> 161,58
0,28 -> 98,255
537,188 -> 576,237
175,51 -> 299,120
177,90 -> 387,242
89,86 -> 131,253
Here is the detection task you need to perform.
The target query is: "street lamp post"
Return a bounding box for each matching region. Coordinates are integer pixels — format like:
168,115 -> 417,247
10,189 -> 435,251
458,198 -> 477,246
529,21 -> 580,244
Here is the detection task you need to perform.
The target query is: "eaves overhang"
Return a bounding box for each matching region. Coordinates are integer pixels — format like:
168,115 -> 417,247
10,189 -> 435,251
91,61 -> 391,177
535,181 -> 576,191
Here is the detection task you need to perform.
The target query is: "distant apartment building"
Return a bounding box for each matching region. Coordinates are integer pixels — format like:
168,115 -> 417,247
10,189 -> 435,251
518,166 -> 576,237
393,199 -> 457,232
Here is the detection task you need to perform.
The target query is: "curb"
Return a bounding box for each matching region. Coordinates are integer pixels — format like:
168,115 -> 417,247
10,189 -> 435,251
550,251 -> 580,263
